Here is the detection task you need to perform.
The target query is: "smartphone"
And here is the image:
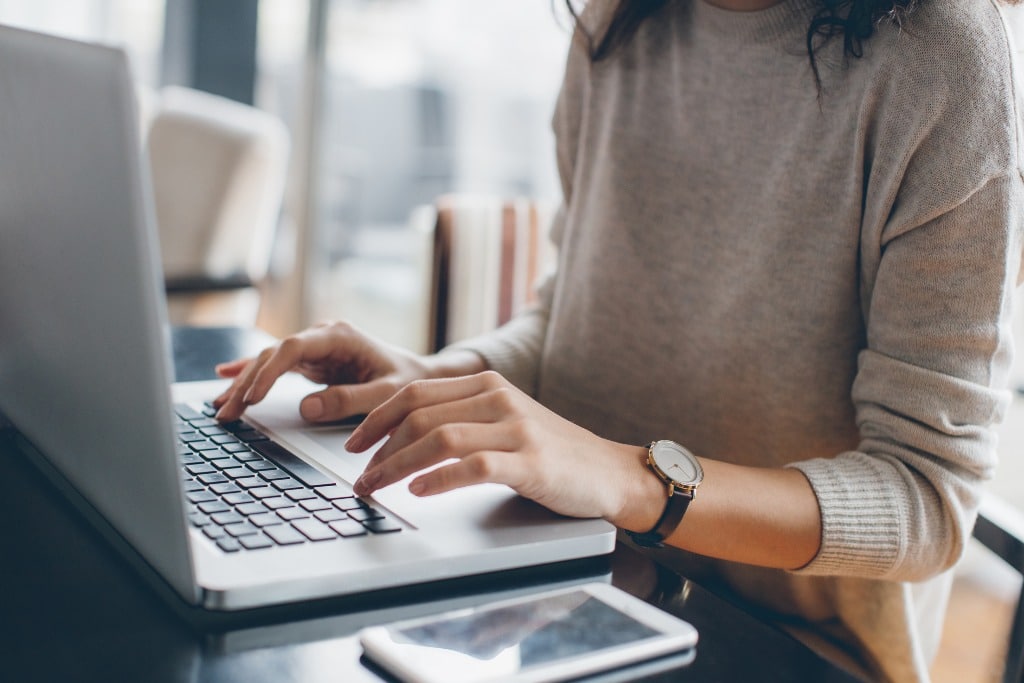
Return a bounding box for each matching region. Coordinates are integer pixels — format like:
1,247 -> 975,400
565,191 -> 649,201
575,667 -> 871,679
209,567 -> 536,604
358,582 -> 698,683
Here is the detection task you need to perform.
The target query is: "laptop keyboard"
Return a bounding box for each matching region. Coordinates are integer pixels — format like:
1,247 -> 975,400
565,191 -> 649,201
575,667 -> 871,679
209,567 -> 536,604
175,403 -> 401,553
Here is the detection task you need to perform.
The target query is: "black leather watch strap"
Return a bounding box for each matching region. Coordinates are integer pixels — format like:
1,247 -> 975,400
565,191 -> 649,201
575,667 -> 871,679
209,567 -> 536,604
625,487 -> 694,548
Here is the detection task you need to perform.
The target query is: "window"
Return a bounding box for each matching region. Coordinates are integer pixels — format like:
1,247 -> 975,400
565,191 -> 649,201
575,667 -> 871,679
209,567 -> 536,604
256,0 -> 571,349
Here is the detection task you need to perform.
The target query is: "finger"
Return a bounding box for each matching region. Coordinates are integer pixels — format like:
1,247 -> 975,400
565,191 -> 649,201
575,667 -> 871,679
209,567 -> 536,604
354,422 -> 517,496
214,348 -> 275,420
299,379 -> 398,423
215,357 -> 251,379
361,393 -> 507,471
347,372 -> 503,452
212,358 -> 257,408
407,451 -> 520,497
243,331 -> 348,406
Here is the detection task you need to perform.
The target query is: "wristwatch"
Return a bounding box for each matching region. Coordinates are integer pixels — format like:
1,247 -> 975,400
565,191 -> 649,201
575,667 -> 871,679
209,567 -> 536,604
626,440 -> 703,548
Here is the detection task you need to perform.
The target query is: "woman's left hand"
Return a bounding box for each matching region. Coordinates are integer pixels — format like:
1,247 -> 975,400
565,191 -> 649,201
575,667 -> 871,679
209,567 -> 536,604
345,371 -> 650,523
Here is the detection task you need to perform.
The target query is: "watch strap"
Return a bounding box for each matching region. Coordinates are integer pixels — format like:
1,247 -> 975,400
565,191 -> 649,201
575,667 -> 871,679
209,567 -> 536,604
625,486 -> 694,548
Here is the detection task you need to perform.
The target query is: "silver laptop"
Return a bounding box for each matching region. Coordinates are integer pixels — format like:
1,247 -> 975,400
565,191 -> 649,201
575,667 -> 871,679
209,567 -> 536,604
0,25 -> 615,612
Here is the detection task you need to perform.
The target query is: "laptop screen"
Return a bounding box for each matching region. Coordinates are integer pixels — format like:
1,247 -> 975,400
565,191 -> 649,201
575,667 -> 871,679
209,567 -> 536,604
0,26 -> 197,602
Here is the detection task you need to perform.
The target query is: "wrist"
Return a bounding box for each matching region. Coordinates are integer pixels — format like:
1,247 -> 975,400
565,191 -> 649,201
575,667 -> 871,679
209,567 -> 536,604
609,444 -> 668,534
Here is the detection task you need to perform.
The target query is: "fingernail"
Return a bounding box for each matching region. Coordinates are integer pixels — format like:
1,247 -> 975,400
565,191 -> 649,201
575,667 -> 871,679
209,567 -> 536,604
345,431 -> 363,451
409,479 -> 426,496
355,469 -> 381,495
301,397 -> 323,420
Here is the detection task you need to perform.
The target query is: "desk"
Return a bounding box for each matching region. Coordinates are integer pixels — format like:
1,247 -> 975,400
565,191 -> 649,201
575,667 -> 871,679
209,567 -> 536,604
0,327 -> 859,683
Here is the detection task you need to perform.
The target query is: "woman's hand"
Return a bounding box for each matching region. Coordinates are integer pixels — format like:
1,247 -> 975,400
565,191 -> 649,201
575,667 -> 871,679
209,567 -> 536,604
345,370 -> 659,526
212,321 -> 484,423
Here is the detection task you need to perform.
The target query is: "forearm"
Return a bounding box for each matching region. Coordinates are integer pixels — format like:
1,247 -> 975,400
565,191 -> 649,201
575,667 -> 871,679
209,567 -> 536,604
613,446 -> 821,571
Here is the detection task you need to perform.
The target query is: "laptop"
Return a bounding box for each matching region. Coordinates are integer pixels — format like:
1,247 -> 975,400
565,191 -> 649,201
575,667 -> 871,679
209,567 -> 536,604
0,25 -> 615,614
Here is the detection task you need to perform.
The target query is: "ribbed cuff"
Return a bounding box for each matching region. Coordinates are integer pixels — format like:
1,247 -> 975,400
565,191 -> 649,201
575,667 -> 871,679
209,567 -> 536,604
787,453 -> 906,577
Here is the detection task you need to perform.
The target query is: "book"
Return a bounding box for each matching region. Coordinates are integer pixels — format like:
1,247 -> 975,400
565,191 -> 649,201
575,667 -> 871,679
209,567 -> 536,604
422,195 -> 556,352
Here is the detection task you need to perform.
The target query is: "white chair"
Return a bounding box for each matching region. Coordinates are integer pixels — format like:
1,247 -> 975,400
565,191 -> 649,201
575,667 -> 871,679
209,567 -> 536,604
144,86 -> 289,326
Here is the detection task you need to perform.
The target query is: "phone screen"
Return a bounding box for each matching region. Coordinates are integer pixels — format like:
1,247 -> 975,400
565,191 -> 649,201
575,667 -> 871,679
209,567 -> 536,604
386,589 -> 664,678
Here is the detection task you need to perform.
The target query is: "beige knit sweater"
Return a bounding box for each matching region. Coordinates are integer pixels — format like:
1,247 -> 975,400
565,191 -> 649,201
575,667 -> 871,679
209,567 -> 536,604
452,0 -> 1024,679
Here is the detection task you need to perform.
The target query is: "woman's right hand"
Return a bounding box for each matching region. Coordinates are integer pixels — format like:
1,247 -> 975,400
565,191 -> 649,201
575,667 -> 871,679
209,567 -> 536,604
211,321 -> 484,423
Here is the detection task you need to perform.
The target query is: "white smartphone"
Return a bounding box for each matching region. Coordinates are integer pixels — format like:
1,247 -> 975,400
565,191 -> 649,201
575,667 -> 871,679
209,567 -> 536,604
358,582 -> 698,683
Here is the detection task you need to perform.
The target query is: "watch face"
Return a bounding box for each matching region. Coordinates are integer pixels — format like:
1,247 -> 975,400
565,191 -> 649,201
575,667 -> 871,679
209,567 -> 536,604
651,441 -> 703,486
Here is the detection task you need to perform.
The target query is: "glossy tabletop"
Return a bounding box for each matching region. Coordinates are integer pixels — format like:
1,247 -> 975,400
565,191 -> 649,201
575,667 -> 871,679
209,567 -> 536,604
0,327 -> 860,683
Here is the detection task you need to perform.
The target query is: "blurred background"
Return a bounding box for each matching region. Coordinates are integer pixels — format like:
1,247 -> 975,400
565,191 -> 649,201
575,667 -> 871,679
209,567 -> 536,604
0,0 -> 571,349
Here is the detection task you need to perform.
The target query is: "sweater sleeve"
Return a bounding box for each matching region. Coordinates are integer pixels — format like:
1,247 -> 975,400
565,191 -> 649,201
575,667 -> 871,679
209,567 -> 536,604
790,175 -> 1022,579
789,18 -> 1024,579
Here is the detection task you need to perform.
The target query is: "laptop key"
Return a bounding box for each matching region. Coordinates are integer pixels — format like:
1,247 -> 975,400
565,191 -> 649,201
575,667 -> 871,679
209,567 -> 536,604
300,498 -> 331,512
225,522 -> 260,538
262,497 -> 293,510
317,483 -> 356,500
198,501 -> 231,514
236,502 -> 267,516
211,482 -> 242,495
328,519 -> 368,537
239,534 -> 274,550
249,440 -> 334,487
174,403 -> 204,421
203,525 -> 228,540
198,473 -> 229,485
222,467 -> 252,480
335,497 -> 375,512
179,453 -> 204,465
264,525 -> 306,545
224,443 -> 254,455
348,507 -> 384,523
217,418 -> 250,433
237,430 -> 269,443
188,511 -> 213,527
314,509 -> 347,523
186,463 -> 216,476
362,518 -> 402,534
201,449 -> 230,461
249,487 -> 280,500
222,492 -> 254,506
211,511 -> 244,526
278,507 -> 309,522
249,513 -> 284,528
292,519 -> 336,542
216,537 -> 242,553
271,478 -> 303,491
212,457 -> 244,470
187,490 -> 217,504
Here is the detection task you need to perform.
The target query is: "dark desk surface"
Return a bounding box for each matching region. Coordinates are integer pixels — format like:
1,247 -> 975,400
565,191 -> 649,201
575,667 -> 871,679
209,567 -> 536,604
0,327 -> 860,683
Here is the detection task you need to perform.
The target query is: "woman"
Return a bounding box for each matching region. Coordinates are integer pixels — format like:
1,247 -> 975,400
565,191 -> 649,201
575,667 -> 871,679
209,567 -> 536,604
215,0 -> 1024,679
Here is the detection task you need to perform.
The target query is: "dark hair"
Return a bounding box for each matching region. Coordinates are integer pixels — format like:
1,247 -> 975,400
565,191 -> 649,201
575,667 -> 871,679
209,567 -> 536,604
564,0 -> 919,88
